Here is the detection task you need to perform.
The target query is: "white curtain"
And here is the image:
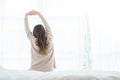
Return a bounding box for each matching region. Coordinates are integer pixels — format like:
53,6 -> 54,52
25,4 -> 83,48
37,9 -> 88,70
41,0 -> 120,71
88,0 -> 120,71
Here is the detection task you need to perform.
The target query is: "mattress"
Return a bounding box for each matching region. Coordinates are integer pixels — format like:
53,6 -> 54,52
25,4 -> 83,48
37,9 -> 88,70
0,67 -> 120,80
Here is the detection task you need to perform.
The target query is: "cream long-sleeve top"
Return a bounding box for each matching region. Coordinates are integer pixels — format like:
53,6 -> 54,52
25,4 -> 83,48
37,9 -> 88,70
24,14 -> 56,72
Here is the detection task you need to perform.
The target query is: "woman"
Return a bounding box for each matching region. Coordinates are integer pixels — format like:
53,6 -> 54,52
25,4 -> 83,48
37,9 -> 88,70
24,10 -> 56,72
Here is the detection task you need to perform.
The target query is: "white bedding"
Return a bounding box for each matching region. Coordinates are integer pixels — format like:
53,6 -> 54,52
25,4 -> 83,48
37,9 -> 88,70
1,67 -> 120,80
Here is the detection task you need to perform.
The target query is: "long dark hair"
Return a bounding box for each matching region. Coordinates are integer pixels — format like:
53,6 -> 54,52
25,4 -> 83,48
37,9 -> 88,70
33,24 -> 49,55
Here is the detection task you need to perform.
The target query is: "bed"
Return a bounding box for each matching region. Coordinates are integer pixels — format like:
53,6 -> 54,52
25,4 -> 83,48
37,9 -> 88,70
1,66 -> 120,80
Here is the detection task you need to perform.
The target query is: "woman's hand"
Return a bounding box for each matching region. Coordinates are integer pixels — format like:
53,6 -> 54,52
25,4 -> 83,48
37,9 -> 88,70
26,10 -> 41,16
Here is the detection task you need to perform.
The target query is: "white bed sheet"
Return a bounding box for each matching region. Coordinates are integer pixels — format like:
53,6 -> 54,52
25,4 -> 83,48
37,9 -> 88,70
1,68 -> 120,80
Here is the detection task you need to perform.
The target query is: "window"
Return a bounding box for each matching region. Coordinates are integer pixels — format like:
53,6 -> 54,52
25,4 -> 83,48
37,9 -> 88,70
1,0 -> 120,71
88,0 -> 120,71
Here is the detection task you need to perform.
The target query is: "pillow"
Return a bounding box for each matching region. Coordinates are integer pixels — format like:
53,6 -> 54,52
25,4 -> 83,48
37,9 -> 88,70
0,65 -> 10,80
0,65 -> 4,70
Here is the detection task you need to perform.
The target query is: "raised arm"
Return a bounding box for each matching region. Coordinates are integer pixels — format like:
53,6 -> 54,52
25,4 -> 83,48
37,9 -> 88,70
24,12 -> 32,39
31,10 -> 52,39
38,12 -> 52,34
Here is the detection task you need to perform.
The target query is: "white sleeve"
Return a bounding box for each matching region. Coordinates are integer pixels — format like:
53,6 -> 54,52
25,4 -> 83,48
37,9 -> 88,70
24,16 -> 32,40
